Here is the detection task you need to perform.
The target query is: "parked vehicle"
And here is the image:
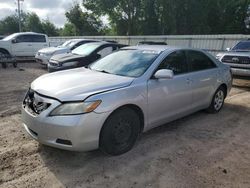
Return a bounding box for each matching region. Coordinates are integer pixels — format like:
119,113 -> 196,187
216,40 -> 250,76
0,32 -> 49,59
48,42 -> 127,72
35,39 -> 98,66
21,45 -> 232,155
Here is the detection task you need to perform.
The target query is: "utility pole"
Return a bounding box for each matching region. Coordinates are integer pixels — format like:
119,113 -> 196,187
17,0 -> 23,32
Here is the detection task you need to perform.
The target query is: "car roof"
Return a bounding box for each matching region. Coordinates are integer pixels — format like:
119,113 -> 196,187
14,32 -> 46,36
123,45 -> 183,53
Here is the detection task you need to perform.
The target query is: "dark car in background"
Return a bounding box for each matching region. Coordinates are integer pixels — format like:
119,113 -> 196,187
216,40 -> 250,76
48,42 -> 127,72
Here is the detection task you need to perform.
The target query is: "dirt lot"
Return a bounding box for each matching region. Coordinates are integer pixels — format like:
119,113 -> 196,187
0,63 -> 250,188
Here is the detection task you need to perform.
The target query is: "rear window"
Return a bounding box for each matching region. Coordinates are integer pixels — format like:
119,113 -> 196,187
31,35 -> 46,43
187,50 -> 216,72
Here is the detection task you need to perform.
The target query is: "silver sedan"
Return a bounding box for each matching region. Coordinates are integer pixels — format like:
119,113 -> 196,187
21,45 -> 232,155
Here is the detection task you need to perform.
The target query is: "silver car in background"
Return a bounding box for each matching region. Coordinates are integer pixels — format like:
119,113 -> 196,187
21,45 -> 232,155
35,39 -> 97,66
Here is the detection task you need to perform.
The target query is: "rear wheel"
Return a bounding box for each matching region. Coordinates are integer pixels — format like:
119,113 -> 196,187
100,107 -> 140,156
0,50 -> 9,69
207,86 -> 226,113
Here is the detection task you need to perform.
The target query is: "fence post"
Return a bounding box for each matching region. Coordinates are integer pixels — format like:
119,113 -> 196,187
188,37 -> 192,47
221,38 -> 226,52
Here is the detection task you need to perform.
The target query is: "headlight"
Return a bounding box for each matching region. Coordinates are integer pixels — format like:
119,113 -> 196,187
62,61 -> 78,67
216,54 -> 223,60
50,100 -> 101,116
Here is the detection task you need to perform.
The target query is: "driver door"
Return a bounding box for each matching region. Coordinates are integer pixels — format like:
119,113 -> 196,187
147,50 -> 193,128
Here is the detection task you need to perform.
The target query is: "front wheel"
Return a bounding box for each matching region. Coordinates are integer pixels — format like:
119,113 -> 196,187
100,107 -> 141,156
207,86 -> 226,113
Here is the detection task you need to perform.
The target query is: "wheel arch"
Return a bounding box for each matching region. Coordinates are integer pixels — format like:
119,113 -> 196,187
99,104 -> 145,140
0,48 -> 10,55
219,83 -> 228,97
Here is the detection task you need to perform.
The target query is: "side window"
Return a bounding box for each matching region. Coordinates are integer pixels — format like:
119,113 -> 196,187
16,35 -> 32,43
71,42 -> 82,50
187,50 -> 216,72
31,35 -> 46,43
97,46 -> 113,58
158,50 -> 188,75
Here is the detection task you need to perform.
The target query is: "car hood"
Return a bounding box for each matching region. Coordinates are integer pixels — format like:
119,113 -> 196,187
51,53 -> 84,63
39,47 -> 68,54
31,68 -> 134,101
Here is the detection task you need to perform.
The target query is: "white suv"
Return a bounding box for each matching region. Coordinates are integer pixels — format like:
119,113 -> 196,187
0,32 -> 49,59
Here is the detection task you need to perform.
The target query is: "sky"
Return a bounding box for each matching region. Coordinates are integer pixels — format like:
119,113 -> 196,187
0,0 -> 82,27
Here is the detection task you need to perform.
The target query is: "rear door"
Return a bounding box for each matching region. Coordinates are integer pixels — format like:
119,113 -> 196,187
186,50 -> 218,109
147,50 -> 193,128
30,34 -> 48,55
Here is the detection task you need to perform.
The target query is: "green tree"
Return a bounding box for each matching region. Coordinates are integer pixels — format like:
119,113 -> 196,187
24,13 -> 44,33
42,19 -> 59,36
0,15 -> 19,35
65,3 -> 103,35
82,0 -> 143,35
59,23 -> 77,36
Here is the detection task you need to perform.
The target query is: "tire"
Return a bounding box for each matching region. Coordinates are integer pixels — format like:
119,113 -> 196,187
207,86 -> 226,113
0,50 -> 9,69
100,107 -> 141,156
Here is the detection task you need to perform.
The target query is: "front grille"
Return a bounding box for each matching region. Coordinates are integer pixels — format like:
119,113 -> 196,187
222,56 -> 250,64
23,89 -> 51,115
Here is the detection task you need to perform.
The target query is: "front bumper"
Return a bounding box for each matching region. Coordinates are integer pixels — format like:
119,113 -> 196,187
35,54 -> 51,66
231,68 -> 250,77
21,95 -> 110,151
223,63 -> 250,77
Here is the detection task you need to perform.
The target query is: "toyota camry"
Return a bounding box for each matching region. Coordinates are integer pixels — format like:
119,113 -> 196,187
21,45 -> 232,155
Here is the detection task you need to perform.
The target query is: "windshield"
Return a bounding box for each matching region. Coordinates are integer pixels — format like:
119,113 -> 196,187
60,40 -> 72,47
72,43 -> 101,56
2,33 -> 18,41
232,41 -> 250,51
59,40 -> 77,48
90,50 -> 160,78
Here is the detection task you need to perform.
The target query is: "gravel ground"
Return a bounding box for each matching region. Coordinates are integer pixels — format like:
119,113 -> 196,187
0,63 -> 250,188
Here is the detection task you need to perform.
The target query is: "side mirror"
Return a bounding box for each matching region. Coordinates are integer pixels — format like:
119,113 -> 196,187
11,39 -> 17,43
154,69 -> 174,79
226,47 -> 231,51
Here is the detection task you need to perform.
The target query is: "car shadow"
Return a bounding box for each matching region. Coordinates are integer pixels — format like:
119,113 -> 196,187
38,101 -> 250,187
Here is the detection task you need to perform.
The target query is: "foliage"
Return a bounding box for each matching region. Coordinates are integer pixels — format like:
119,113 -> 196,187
0,1 -> 250,36
0,12 -> 59,36
83,0 -> 250,35
65,3 -> 104,35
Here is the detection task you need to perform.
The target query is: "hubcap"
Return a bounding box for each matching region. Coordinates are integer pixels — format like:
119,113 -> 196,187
214,90 -> 224,111
113,119 -> 132,145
